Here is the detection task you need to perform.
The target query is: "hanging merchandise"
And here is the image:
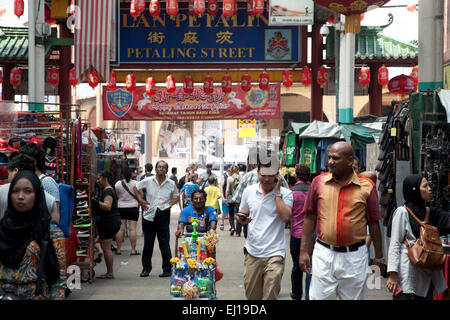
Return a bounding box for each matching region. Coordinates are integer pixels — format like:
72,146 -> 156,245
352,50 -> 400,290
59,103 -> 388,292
126,74 -> 136,92
241,73 -> 251,92
88,71 -> 99,88
203,75 -> 214,95
378,65 -> 389,87
10,67 -> 21,89
184,75 -> 194,96
14,0 -> 24,18
259,71 -> 269,91
166,75 -> 176,94
130,0 -> 140,19
301,66 -> 312,86
48,67 -> 59,88
282,70 -> 293,88
359,67 -> 370,88
223,0 -> 234,18
317,65 -> 328,88
283,132 -> 297,166
207,0 -> 218,16
167,0 -> 179,19
247,0 -> 255,16
254,0 -> 264,17
69,67 -> 78,86
108,71 -> 117,90
149,0 -> 160,17
221,74 -> 232,94
194,0 -> 206,17
300,138 -> 316,173
146,77 -> 157,96
317,138 -> 340,172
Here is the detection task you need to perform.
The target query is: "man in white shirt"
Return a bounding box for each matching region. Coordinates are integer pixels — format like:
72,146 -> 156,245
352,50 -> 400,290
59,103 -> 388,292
134,160 -> 179,278
236,155 -> 293,300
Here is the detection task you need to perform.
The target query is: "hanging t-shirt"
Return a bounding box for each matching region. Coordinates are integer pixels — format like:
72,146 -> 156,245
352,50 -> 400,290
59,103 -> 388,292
317,138 -> 340,172
283,133 -> 297,166
300,138 -> 316,173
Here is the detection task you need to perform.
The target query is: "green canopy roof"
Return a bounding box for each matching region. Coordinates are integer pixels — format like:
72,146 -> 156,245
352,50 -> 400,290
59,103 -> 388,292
0,27 -> 53,62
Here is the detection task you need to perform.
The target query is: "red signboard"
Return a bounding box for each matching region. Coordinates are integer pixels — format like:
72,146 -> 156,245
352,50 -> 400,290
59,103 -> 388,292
102,84 -> 280,121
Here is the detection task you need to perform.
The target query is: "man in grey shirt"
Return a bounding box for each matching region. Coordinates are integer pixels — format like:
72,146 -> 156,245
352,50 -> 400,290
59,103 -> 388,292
0,153 -> 57,222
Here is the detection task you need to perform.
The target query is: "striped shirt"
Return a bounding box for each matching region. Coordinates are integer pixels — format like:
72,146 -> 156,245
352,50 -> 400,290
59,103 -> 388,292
303,172 -> 381,246
290,181 -> 311,239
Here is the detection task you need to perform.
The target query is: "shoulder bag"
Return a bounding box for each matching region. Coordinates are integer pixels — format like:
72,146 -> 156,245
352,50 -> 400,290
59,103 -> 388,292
121,180 -> 139,202
403,206 -> 446,270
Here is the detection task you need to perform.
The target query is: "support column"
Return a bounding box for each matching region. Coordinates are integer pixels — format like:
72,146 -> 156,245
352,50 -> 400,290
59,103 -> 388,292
369,63 -> 382,116
58,25 -> 72,108
1,64 -> 15,101
311,24 -> 323,121
338,29 -> 355,123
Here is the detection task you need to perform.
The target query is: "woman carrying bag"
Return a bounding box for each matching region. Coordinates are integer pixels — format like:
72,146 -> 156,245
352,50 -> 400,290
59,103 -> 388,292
386,174 -> 450,299
0,171 -> 66,300
92,171 -> 121,279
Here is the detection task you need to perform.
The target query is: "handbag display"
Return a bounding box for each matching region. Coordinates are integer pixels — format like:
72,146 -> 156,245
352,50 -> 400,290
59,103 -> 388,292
403,206 -> 446,270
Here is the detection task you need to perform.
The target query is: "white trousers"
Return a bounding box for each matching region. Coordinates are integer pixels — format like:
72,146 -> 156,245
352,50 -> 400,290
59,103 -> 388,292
309,241 -> 368,300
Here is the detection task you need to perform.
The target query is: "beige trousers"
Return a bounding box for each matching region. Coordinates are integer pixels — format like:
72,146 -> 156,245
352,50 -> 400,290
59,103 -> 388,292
243,253 -> 285,300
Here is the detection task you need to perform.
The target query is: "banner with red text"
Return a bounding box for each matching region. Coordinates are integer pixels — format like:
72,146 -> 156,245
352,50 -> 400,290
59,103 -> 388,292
102,84 -> 280,121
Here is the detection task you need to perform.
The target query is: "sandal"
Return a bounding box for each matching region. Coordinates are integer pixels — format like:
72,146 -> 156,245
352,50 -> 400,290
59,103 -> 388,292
96,274 -> 114,279
94,253 -> 103,264
130,251 -> 141,256
230,229 -> 235,236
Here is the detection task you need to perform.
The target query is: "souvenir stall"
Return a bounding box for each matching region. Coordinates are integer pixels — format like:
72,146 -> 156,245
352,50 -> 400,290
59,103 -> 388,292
280,120 -> 381,183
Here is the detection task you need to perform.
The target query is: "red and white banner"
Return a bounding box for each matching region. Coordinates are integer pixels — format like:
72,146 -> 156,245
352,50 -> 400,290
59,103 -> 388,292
75,0 -> 113,82
102,84 -> 280,121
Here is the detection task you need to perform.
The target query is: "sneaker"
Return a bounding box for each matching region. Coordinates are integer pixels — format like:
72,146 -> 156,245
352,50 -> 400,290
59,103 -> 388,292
76,190 -> 88,198
73,217 -> 90,225
76,249 -> 88,256
77,201 -> 88,209
77,177 -> 88,184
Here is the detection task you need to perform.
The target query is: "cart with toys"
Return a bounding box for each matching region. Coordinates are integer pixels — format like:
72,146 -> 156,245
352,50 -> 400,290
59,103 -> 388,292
170,221 -> 220,300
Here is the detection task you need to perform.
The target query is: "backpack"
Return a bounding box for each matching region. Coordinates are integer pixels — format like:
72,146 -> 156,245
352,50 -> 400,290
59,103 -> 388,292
231,174 -> 242,197
403,206 -> 446,270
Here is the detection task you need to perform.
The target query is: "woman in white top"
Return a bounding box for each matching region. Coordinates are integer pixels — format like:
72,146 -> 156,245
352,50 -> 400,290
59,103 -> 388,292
114,167 -> 141,255
386,174 -> 450,300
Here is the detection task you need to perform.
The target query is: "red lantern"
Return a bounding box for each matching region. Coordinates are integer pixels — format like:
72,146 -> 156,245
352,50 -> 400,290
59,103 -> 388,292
166,75 -> 176,94
149,0 -> 160,17
126,74 -> 136,92
377,65 -> 389,87
259,71 -> 270,91
407,4 -> 417,13
108,71 -> 117,89
282,70 -> 293,88
359,67 -> 370,88
167,0 -> 179,18
208,0 -> 218,16
14,0 -> 24,18
69,68 -> 78,86
48,67 -> 59,88
254,0 -> 264,16
204,75 -> 214,94
183,76 -> 194,95
188,0 -> 195,16
314,0 -> 390,33
10,67 -> 21,89
222,74 -> 232,93
194,0 -> 206,17
301,67 -> 312,86
317,65 -> 329,88
410,65 -> 418,85
88,71 -> 99,88
135,0 -> 145,14
388,74 -> 415,95
247,0 -> 255,16
130,0 -> 139,19
233,0 -> 238,16
241,73 -> 252,92
223,0 -> 234,17
145,77 -> 157,96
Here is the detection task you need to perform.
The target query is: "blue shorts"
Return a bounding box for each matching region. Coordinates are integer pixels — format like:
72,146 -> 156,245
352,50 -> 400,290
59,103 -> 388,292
221,203 -> 229,214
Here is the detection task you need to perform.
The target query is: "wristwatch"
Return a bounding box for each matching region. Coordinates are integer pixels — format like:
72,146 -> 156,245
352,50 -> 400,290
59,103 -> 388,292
275,193 -> 282,198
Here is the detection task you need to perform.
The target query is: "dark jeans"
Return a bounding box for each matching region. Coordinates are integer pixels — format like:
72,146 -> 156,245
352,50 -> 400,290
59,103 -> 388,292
228,202 -> 247,237
290,236 -> 312,300
141,208 -> 172,273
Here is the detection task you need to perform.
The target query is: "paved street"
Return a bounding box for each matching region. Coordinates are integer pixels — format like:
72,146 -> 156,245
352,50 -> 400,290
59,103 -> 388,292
67,206 -> 393,300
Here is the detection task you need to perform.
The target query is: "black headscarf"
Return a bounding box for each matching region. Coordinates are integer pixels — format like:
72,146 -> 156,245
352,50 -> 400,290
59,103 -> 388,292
0,171 -> 60,286
403,174 -> 450,238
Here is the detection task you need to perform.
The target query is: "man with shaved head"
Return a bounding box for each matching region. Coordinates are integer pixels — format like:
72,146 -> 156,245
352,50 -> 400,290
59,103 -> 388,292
299,141 -> 384,300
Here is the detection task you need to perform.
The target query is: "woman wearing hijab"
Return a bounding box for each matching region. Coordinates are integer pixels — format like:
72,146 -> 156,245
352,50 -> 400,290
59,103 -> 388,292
386,174 -> 450,300
92,171 -> 121,279
0,171 -> 66,299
